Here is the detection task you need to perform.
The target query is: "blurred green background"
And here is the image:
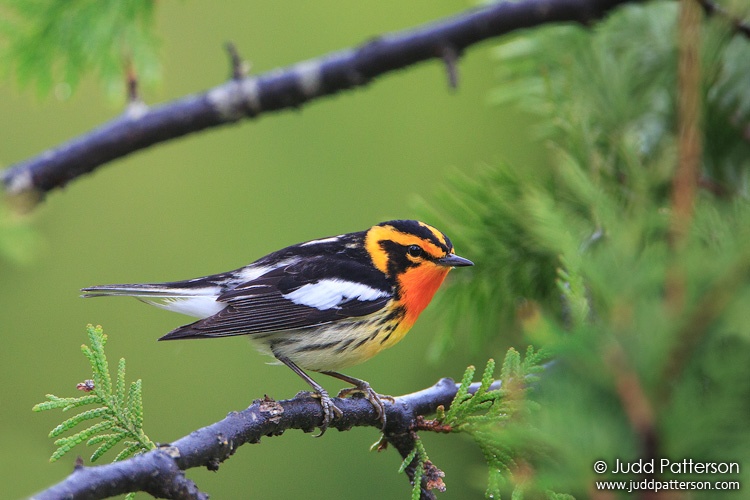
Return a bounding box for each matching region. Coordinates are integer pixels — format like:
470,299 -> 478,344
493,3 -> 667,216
1,1 -> 542,498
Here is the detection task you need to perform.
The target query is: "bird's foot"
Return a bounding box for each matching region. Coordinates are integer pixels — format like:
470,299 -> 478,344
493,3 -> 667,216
310,389 -> 343,437
337,381 -> 393,431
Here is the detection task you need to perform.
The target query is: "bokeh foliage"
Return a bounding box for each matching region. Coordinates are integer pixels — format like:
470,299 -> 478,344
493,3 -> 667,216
419,0 -> 750,497
0,205 -> 42,264
0,0 -> 160,97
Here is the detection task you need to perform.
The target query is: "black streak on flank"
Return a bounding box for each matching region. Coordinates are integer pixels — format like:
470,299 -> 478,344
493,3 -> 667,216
270,337 -> 304,346
385,307 -> 405,323
335,337 -> 356,353
352,336 -> 371,351
295,340 -> 341,353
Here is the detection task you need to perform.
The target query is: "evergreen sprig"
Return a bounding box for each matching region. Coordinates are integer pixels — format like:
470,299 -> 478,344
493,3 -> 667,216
394,350 -> 549,500
1,0 -> 161,97
33,325 -> 155,464
439,349 -> 548,499
399,437 -> 430,500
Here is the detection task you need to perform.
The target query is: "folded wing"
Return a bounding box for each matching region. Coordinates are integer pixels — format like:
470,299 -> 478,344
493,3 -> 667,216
159,258 -> 392,340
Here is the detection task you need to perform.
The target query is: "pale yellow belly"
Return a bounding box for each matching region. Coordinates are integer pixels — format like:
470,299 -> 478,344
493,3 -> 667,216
248,304 -> 409,372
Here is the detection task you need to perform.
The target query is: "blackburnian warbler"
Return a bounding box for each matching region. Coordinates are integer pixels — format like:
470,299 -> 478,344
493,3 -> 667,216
82,220 -> 472,433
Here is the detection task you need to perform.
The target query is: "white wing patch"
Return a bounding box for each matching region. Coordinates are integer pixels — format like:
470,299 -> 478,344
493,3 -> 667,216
283,279 -> 388,310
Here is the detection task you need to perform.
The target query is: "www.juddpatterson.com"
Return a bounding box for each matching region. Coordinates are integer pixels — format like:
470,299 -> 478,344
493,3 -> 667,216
596,478 -> 740,493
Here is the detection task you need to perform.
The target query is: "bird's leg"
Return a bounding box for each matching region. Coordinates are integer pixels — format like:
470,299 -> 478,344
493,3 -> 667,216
320,371 -> 393,430
276,355 -> 342,437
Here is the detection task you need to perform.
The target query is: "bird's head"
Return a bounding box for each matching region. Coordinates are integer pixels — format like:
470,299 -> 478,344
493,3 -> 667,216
364,220 -> 473,324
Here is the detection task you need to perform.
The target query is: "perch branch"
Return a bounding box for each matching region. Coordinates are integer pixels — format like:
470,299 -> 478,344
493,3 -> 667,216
3,0 -> 642,204
31,378 -> 494,500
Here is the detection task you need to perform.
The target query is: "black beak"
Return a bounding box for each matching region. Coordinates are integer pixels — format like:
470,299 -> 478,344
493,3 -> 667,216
436,253 -> 474,268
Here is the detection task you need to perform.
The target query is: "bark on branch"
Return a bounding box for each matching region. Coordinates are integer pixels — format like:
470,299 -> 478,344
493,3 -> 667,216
2,0 -> 642,204
31,378 -> 494,500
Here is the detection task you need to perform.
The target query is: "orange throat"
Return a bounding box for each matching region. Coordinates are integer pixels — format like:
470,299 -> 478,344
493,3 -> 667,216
397,264 -> 450,328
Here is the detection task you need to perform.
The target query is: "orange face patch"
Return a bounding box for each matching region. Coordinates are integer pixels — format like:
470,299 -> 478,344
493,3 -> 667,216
396,262 -> 451,327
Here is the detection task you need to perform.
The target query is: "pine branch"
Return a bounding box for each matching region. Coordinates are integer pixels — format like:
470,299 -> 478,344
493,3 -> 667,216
2,0 -> 643,206
665,0 -> 704,316
32,378 -> 497,500
670,0 -> 703,246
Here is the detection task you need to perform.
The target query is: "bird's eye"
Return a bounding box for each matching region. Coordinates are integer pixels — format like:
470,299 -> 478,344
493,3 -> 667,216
407,245 -> 424,258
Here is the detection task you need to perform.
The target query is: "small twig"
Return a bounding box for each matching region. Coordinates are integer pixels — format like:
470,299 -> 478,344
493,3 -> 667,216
225,42 -> 250,80
414,415 -> 453,433
440,45 -> 460,90
124,57 -> 149,122
125,58 -> 140,104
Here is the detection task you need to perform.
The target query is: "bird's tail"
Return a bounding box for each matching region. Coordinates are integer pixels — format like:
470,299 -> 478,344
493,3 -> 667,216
81,283 -> 225,319
81,283 -> 211,298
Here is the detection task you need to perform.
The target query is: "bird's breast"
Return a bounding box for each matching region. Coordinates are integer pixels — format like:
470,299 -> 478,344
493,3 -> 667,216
396,264 -> 450,327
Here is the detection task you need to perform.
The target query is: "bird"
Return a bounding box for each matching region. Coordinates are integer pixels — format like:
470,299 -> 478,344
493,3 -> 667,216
82,220 -> 473,434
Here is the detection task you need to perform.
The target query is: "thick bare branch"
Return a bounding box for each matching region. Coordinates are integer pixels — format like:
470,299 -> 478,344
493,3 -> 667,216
2,0 -> 642,204
31,378 -> 497,500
